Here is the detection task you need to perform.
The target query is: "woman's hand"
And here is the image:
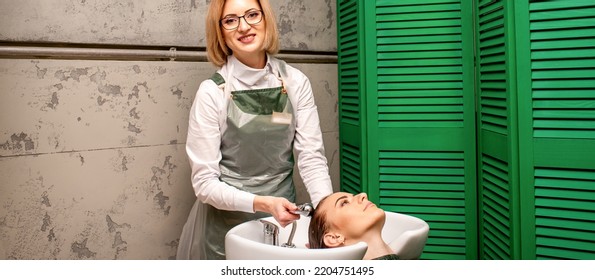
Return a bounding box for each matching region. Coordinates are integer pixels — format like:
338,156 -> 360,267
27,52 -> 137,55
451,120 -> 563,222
253,196 -> 299,227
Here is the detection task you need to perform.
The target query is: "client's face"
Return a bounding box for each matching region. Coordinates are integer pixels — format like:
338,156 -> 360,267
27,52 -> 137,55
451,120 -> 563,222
319,192 -> 385,240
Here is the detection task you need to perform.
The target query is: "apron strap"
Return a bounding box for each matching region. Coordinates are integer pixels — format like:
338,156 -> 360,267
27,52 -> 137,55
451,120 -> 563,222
210,72 -> 225,86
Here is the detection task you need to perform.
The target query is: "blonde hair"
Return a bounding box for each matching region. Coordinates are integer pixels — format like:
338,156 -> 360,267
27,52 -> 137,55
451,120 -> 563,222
206,0 -> 280,67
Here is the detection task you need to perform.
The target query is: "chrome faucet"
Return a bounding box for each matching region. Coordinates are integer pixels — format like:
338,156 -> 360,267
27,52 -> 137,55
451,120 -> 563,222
259,219 -> 279,246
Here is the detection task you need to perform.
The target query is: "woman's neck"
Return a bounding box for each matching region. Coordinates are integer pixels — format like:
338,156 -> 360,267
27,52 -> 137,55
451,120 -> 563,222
361,235 -> 394,260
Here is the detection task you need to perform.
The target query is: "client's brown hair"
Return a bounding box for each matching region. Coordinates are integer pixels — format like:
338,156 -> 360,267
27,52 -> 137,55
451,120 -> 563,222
308,195 -> 331,249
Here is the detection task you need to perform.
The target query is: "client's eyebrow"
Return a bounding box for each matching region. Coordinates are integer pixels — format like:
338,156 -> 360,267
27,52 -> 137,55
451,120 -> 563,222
334,195 -> 348,207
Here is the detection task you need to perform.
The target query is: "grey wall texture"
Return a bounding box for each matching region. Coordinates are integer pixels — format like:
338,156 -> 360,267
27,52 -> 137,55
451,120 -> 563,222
0,0 -> 338,260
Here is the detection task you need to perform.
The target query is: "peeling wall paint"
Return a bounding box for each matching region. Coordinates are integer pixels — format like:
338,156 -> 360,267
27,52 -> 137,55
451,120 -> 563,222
0,0 -> 337,51
0,144 -> 195,259
274,0 -> 336,51
0,0 -> 205,47
0,60 -> 339,260
0,60 -> 205,157
0,0 -> 339,260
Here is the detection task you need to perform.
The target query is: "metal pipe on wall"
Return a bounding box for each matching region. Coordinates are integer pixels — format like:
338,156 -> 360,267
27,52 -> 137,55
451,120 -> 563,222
0,45 -> 338,63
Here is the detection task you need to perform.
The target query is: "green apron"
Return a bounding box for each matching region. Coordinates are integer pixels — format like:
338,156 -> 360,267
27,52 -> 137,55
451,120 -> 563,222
177,61 -> 296,259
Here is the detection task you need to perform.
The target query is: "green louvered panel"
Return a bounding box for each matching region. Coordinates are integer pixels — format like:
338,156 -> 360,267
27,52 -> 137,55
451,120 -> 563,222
341,143 -> 363,195
527,0 -> 595,259
371,0 -> 476,260
476,0 -> 516,259
481,154 -> 513,259
477,0 -> 508,135
338,0 -> 365,194
338,0 -> 362,127
378,150 -> 467,260
534,168 -> 595,259
530,0 -> 595,139
376,0 -> 465,128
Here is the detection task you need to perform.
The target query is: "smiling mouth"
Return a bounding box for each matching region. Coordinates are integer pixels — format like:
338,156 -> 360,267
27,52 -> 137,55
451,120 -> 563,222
238,34 -> 255,43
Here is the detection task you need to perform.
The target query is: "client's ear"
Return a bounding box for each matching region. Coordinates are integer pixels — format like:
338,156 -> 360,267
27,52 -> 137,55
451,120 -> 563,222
323,232 -> 345,248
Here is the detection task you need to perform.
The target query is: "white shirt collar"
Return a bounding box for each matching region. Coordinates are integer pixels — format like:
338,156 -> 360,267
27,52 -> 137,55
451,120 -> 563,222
229,54 -> 274,86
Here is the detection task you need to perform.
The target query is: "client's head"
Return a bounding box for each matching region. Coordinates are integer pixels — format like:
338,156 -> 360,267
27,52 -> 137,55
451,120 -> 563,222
308,192 -> 385,249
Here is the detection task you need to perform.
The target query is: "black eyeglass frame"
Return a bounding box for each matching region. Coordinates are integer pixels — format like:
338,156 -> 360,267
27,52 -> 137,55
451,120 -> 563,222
220,9 -> 264,31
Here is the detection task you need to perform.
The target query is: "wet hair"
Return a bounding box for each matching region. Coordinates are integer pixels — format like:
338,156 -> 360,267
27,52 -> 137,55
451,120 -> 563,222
205,0 -> 280,67
308,195 -> 331,249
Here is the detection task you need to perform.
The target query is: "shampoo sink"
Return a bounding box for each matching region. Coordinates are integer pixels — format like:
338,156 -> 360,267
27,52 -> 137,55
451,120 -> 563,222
225,211 -> 429,260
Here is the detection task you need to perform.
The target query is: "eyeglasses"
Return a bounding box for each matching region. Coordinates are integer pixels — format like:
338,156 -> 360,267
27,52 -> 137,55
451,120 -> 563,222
220,9 -> 263,30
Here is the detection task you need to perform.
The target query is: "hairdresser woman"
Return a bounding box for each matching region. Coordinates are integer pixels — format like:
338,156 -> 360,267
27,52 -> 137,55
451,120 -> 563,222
176,0 -> 333,259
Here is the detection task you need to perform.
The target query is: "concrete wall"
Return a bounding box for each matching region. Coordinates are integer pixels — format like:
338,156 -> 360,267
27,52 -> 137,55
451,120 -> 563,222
0,0 -> 338,260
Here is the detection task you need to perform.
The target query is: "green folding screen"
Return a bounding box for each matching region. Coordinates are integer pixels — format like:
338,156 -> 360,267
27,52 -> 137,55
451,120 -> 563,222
338,0 -> 595,260
476,0 -> 595,260
337,0 -> 478,260
519,0 -> 595,259
338,0 -> 367,196
475,0 -> 518,260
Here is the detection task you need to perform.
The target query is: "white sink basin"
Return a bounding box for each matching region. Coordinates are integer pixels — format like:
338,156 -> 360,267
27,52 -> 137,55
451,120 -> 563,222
382,212 -> 430,260
225,211 -> 429,260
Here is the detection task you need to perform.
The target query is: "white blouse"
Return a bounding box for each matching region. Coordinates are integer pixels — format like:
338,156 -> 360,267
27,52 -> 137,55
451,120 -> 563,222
186,55 -> 333,213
